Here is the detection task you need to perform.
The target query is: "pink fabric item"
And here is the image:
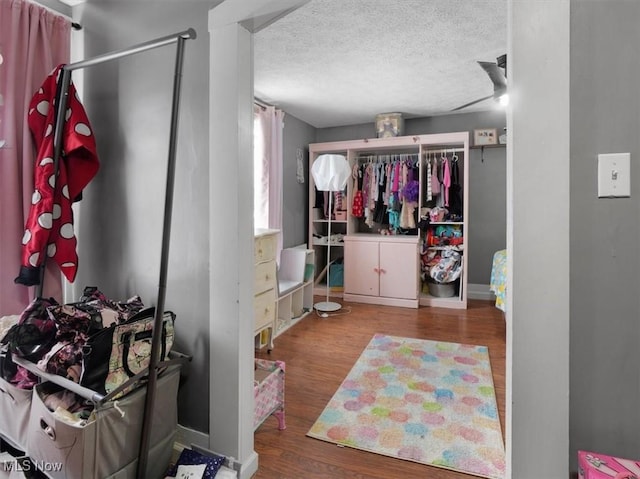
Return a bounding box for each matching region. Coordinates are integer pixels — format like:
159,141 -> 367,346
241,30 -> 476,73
443,157 -> 451,206
431,159 -> 440,194
0,0 -> 70,315
578,450 -> 640,479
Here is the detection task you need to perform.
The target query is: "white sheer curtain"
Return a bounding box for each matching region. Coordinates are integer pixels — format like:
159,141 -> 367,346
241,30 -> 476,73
253,104 -> 284,258
0,0 -> 70,315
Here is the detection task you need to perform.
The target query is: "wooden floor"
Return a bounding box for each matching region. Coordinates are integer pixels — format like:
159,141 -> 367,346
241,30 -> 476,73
254,298 -> 506,479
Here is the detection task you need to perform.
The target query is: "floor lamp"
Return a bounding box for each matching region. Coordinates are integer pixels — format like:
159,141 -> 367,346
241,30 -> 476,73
311,154 -> 351,316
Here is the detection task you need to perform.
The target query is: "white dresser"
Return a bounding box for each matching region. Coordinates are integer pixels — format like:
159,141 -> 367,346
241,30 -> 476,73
254,229 -> 278,349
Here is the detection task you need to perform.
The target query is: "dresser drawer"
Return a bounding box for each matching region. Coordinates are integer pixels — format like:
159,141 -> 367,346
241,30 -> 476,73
255,260 -> 277,296
254,233 -> 277,263
254,288 -> 276,331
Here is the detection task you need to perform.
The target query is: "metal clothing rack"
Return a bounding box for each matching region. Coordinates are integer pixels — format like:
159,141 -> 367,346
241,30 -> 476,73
35,27 -> 196,478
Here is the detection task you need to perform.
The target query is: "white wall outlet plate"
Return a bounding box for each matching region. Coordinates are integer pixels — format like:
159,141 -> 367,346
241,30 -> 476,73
598,152 -> 630,198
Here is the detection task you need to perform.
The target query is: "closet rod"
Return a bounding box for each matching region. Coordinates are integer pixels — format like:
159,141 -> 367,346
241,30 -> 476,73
357,153 -> 419,161
423,147 -> 465,155
63,28 -> 196,71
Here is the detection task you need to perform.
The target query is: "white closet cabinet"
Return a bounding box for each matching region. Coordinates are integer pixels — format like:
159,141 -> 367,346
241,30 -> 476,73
309,132 -> 469,309
344,235 -> 419,308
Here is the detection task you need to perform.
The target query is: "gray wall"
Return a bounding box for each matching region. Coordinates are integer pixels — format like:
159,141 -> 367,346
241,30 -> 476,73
73,0 -> 214,432
282,114 -> 315,248
316,110 -> 507,285
570,0 -> 640,471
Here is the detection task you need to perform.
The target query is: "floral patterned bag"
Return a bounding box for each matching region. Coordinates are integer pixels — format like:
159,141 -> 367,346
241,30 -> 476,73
80,307 -> 174,399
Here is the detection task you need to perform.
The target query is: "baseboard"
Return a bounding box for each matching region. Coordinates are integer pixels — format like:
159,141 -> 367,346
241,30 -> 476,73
172,426 -> 258,479
467,283 -> 495,301
173,425 -> 209,462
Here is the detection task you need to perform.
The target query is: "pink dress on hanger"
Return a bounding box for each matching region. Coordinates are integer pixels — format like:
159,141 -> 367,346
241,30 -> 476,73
443,156 -> 451,207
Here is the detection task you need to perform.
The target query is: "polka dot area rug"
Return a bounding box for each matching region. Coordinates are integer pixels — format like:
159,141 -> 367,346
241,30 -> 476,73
307,333 -> 505,479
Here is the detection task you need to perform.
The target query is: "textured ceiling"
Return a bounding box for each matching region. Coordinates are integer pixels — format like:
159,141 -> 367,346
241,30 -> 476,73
254,0 -> 507,128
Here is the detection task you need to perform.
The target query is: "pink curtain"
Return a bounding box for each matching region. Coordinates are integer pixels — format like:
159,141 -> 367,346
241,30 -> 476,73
0,0 -> 70,315
254,105 -> 284,258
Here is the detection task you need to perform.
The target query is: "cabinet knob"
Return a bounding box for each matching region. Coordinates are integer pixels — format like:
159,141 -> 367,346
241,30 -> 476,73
373,267 -> 379,273
379,268 -> 386,274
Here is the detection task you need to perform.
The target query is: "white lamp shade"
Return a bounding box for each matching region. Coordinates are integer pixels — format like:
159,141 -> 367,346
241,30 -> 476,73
311,154 -> 350,191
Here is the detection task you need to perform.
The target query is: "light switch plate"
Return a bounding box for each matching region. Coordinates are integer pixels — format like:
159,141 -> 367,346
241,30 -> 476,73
598,153 -> 630,197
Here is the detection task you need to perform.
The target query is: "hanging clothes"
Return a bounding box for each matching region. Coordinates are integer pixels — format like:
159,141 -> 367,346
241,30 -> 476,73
431,156 -> 440,197
15,65 -> 100,286
351,163 -> 364,217
442,154 -> 451,207
425,153 -> 432,202
372,162 -> 387,224
448,153 -> 463,217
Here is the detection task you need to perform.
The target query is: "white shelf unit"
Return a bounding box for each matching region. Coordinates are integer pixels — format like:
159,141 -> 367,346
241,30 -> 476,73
309,132 -> 469,309
274,249 -> 314,338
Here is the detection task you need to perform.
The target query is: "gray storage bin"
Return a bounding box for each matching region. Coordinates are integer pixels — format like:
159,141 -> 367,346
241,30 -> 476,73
26,365 -> 180,479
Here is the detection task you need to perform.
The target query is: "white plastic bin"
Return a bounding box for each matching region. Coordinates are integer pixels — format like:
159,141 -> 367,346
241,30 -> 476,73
0,377 -> 32,450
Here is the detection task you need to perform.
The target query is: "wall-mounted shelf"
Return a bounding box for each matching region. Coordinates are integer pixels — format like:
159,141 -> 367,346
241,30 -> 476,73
471,143 -> 506,162
470,143 -> 506,149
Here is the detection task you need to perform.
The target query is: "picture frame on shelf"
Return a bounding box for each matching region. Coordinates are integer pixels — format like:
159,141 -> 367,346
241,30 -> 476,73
474,128 -> 498,146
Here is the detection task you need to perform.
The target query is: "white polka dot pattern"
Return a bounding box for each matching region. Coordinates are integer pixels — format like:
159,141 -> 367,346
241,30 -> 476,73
75,123 -> 91,136
47,244 -> 57,257
29,252 -> 40,267
22,230 -> 31,245
60,223 -> 74,239
38,213 -> 53,229
31,190 -> 41,204
37,100 -> 49,115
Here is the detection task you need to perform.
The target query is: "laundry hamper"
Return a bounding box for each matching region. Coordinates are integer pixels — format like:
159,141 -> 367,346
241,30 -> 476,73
0,377 -> 32,450
25,364 -> 180,479
254,359 -> 285,430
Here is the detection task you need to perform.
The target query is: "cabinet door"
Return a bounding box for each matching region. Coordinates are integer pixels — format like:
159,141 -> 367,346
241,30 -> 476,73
344,240 -> 379,296
379,241 -> 418,300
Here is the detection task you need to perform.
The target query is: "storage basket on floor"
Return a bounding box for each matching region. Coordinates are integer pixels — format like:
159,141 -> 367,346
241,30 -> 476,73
26,364 -> 180,479
0,377 -> 32,450
254,359 -> 285,430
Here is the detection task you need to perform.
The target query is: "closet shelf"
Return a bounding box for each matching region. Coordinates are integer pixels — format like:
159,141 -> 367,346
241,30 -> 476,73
425,245 -> 464,251
429,221 -> 463,225
470,144 -> 505,150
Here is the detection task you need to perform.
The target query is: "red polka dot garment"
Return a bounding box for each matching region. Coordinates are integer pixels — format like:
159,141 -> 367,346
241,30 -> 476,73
15,65 -> 99,286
